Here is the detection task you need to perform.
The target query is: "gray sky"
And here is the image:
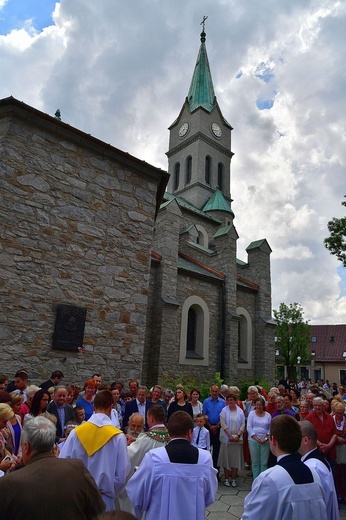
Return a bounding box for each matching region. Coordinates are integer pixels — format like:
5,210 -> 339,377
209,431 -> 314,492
1,0 -> 345,324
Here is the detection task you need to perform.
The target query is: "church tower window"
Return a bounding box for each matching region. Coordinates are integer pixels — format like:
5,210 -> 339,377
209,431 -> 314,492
185,156 -> 192,185
205,156 -> 211,184
217,162 -> 224,191
174,162 -> 180,191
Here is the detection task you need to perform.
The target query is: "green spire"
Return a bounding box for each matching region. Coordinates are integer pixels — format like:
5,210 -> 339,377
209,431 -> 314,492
202,188 -> 234,214
187,29 -> 216,113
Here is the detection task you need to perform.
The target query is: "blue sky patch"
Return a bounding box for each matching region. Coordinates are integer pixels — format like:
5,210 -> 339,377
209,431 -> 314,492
0,0 -> 56,35
256,98 -> 274,110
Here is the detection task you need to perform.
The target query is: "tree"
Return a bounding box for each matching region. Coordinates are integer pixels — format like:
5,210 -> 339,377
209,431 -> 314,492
273,302 -> 311,379
324,196 -> 346,267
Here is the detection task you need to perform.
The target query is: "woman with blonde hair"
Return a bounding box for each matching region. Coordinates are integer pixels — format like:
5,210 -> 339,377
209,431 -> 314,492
6,392 -> 23,460
0,403 -> 16,473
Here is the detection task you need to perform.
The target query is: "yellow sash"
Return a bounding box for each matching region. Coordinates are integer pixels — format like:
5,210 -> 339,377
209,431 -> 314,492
75,422 -> 122,456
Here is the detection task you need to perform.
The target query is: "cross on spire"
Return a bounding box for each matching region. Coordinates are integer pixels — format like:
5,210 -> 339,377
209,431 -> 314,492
200,15 -> 208,32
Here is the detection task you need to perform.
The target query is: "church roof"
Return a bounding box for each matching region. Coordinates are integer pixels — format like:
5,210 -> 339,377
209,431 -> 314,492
187,30 -> 216,113
163,192 -> 222,223
202,188 -> 234,214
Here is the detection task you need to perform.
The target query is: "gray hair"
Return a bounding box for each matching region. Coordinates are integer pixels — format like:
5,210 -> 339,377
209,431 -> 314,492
26,385 -> 41,399
247,386 -> 259,394
22,415 -> 56,452
313,396 -> 324,405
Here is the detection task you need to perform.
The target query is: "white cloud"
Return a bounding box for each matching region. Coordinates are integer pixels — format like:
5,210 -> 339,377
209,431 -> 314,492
0,0 -> 345,323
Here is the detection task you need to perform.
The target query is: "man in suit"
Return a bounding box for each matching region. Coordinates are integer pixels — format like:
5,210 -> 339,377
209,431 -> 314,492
299,420 -> 339,520
46,385 -> 74,440
0,416 -> 104,519
123,385 -> 151,430
39,370 -> 64,391
242,415 -> 327,520
126,411 -> 217,520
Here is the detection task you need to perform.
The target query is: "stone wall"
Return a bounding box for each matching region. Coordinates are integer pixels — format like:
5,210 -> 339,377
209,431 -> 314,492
0,98 -> 168,386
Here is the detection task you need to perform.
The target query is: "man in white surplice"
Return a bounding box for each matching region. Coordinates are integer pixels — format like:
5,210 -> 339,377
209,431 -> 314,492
299,419 -> 339,520
126,410 -> 217,520
59,390 -> 130,512
242,415 -> 327,520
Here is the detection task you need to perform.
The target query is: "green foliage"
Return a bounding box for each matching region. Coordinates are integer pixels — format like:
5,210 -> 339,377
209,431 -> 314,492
274,302 -> 311,379
324,196 -> 346,267
157,372 -> 273,402
158,371 -> 224,401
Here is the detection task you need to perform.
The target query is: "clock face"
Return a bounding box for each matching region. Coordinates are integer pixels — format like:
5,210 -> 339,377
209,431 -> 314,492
211,123 -> 222,138
178,122 -> 189,137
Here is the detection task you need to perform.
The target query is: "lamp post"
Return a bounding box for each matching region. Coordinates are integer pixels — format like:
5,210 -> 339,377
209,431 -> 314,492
296,356 -> 301,381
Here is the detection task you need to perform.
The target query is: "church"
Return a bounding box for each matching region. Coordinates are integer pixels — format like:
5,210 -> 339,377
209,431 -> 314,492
143,27 -> 275,385
0,27 -> 275,386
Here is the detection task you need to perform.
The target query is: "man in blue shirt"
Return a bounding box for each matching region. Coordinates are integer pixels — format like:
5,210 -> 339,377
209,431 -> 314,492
202,385 -> 226,472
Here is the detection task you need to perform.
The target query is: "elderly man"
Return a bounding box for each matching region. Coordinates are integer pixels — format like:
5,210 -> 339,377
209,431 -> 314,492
60,390 -> 130,512
242,415 -> 327,520
0,416 -> 104,519
299,420 -> 339,520
123,385 -> 151,430
271,396 -> 296,418
306,396 -> 338,464
125,412 -> 144,445
119,405 -> 170,514
126,411 -> 217,520
47,385 -> 74,440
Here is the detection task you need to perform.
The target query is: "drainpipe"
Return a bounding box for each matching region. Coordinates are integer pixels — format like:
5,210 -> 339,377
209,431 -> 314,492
220,280 -> 226,379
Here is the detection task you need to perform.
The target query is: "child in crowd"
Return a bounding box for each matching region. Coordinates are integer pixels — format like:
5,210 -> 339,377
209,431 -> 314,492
192,414 -> 210,451
73,406 -> 86,424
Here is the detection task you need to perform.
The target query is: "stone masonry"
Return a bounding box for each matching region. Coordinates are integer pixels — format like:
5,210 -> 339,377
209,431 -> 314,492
0,97 -> 168,385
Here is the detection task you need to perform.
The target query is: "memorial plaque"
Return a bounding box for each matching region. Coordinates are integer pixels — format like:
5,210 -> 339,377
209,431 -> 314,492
52,304 -> 87,351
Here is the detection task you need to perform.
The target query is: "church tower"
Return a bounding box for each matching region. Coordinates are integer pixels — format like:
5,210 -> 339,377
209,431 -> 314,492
166,23 -> 234,209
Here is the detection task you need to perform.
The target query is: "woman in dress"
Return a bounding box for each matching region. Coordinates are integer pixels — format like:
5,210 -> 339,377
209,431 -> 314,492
243,386 -> 260,469
333,401 -> 346,502
76,379 -> 96,421
189,388 -> 203,424
289,389 -> 300,414
6,393 -> 23,460
167,388 -> 193,420
218,394 -> 245,488
0,403 -> 16,474
247,397 -> 271,480
110,387 -> 123,429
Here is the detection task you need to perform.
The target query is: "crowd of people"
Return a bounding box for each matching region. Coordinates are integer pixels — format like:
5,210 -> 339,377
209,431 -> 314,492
0,369 -> 346,518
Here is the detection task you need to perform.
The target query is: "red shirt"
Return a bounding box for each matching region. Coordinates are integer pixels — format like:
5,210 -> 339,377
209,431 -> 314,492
306,410 -> 338,459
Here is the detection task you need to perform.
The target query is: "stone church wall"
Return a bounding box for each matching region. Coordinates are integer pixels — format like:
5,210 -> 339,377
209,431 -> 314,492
0,103 -> 166,386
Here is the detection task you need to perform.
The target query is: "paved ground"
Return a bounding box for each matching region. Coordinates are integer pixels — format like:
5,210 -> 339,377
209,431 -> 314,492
205,469 -> 346,519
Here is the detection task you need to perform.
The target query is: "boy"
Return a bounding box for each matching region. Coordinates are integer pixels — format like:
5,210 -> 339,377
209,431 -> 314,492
192,414 -> 210,450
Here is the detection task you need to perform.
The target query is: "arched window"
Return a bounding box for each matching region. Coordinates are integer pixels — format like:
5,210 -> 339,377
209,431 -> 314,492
187,307 -> 197,353
217,163 -> 224,191
179,296 -> 210,366
195,225 -> 208,247
186,156 -> 192,185
174,162 -> 180,191
236,307 -> 252,368
205,156 -> 211,184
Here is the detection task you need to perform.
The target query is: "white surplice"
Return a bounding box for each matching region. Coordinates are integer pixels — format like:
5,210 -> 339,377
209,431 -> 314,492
126,445 -> 217,520
59,412 -> 130,511
302,452 -> 339,520
242,464 -> 327,520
